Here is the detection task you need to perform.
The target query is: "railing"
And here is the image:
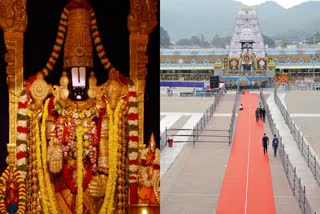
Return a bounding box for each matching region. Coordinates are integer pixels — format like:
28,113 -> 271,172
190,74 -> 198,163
274,87 -> 320,186
160,86 -> 226,150
288,83 -> 315,90
165,128 -> 230,145
160,131 -> 168,150
229,84 -> 240,145
260,88 -> 316,214
193,88 -> 225,141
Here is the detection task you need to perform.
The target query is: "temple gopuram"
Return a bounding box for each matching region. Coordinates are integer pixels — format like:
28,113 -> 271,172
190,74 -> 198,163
0,0 -> 159,214
225,8 -> 271,76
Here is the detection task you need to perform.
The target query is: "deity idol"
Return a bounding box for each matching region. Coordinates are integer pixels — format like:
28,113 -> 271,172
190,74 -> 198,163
13,0 -> 140,213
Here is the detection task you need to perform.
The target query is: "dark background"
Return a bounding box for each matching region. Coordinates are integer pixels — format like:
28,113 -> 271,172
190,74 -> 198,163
0,0 -> 159,174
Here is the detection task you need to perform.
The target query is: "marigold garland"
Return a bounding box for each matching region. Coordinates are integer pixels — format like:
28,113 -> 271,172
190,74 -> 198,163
89,5 -> 140,196
99,99 -> 123,214
41,98 -> 58,214
35,117 -> 50,214
0,167 -> 26,214
76,126 -> 86,214
89,5 -> 140,202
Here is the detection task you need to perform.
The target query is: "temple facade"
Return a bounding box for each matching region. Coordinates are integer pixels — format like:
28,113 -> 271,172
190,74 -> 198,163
228,8 -> 266,58
226,8 -> 270,74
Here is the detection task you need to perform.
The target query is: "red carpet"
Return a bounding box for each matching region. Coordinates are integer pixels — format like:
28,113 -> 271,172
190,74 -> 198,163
216,91 -> 276,214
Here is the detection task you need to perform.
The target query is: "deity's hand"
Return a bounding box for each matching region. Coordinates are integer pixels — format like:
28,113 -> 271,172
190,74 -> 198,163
88,174 -> 108,197
47,138 -> 63,174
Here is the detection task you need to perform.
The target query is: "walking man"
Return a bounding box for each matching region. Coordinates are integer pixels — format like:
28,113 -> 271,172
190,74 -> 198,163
272,134 -> 279,157
255,108 -> 260,122
262,133 -> 269,155
259,106 -> 263,119
262,107 -> 266,122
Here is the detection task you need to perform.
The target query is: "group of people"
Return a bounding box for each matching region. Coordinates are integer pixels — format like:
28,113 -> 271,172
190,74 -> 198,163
167,87 -> 174,96
237,101 -> 279,157
256,102 -> 266,122
262,133 -> 279,157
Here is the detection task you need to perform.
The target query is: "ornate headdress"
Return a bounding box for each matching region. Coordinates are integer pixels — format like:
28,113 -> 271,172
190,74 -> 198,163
64,0 -> 93,69
41,0 -> 113,76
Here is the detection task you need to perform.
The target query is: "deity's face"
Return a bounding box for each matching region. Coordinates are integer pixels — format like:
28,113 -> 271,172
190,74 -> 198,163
68,67 -> 89,101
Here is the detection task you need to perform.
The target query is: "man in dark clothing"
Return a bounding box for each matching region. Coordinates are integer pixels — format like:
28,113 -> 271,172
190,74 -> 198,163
259,106 -> 263,118
262,107 -> 266,122
255,108 -> 260,122
262,133 -> 269,155
272,134 -> 279,157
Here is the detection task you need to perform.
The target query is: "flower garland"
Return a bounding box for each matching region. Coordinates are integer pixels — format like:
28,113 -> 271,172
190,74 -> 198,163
35,117 -> 50,214
89,7 -> 140,202
87,120 -> 98,172
42,8 -> 69,76
41,98 -> 58,214
16,88 -> 31,179
75,126 -> 86,214
99,99 -> 123,214
127,80 -> 139,204
0,166 -> 26,214
56,117 -> 75,158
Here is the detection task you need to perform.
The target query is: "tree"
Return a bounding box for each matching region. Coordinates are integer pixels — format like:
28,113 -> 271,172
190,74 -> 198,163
160,26 -> 170,47
306,32 -> 320,44
176,38 -> 192,46
211,34 -> 231,48
175,35 -> 210,47
262,34 -> 275,48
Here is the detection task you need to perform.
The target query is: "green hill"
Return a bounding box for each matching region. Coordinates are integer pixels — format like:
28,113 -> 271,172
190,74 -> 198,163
161,0 -> 320,41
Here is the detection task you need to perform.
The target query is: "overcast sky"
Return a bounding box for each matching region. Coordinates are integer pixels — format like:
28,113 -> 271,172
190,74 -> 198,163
235,0 -> 320,8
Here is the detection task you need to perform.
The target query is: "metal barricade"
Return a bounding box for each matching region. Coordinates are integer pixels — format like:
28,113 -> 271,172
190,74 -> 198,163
274,87 -> 320,186
260,88 -> 316,214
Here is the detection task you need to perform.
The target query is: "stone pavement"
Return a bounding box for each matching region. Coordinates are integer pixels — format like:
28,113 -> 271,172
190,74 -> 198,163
161,91 -> 302,214
160,96 -> 215,179
161,93 -> 234,214
160,114 -> 201,178
284,90 -> 320,156
267,90 -> 320,213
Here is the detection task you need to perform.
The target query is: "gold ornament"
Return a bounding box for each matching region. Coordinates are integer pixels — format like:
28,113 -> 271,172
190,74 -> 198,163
104,69 -> 128,109
59,71 -> 69,99
30,79 -> 49,101
64,8 -> 93,68
88,71 -> 97,98
153,174 -> 160,203
88,175 -> 107,197
47,137 -> 63,174
242,53 -> 251,64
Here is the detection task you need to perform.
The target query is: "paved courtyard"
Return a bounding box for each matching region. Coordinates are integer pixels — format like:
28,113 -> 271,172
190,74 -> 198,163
160,90 -> 301,214
285,90 -> 320,155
